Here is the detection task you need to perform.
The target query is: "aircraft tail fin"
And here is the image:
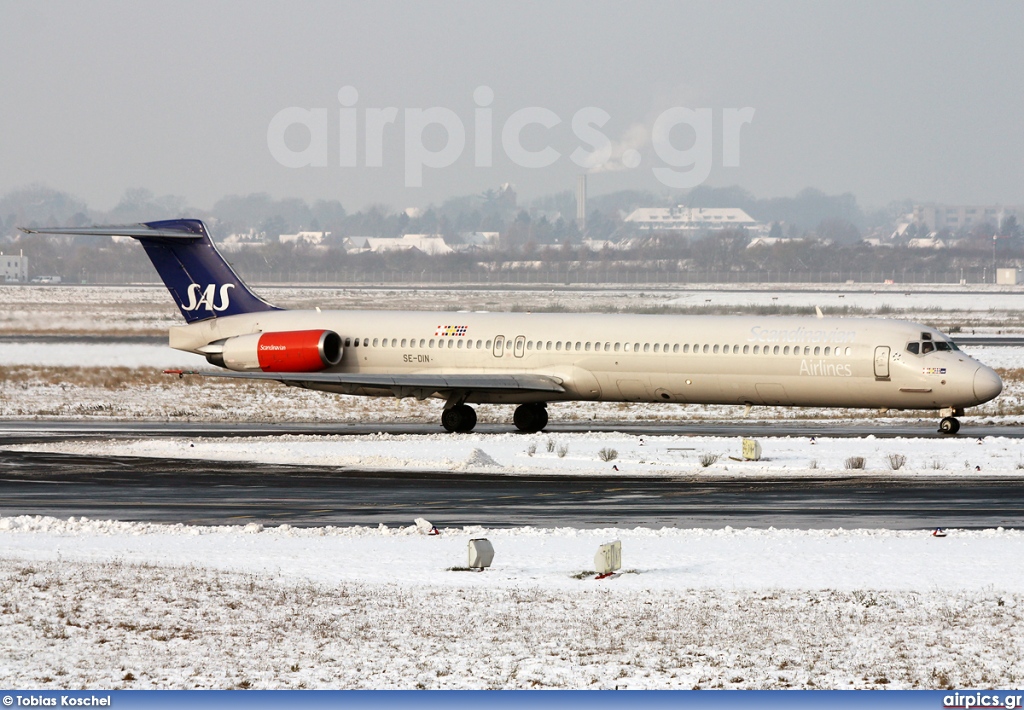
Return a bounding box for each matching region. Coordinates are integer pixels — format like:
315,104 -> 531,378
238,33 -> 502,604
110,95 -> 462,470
20,219 -> 280,323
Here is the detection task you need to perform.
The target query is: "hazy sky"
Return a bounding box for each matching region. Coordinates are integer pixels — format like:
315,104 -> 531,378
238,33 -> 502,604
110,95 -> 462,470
1,1 -> 1022,212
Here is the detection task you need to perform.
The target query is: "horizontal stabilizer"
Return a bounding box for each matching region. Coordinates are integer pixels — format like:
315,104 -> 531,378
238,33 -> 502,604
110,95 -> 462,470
19,224 -> 201,239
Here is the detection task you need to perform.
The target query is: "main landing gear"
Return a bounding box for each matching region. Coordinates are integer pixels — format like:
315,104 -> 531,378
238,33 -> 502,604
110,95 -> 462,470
441,404 -> 477,433
440,402 -> 549,433
513,403 -> 548,433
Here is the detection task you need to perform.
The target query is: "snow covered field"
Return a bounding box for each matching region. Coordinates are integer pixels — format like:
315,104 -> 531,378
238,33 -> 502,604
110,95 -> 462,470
2,519 -> 1023,689
4,283 -> 1024,336
0,341 -> 206,369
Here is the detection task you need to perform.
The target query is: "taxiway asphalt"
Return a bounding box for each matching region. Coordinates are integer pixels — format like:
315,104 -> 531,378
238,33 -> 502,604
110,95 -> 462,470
2,420 -> 1023,529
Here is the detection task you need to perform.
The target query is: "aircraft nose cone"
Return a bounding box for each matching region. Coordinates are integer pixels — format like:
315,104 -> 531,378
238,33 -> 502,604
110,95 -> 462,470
973,366 -> 1003,403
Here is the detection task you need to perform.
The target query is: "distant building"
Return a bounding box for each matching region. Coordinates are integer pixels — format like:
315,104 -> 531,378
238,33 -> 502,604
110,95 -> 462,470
906,237 -> 947,249
343,234 -> 453,255
581,238 -> 626,251
913,204 -> 1022,232
861,238 -> 893,248
218,229 -> 268,252
890,222 -> 912,240
0,252 -> 28,282
280,230 -> 329,245
456,232 -> 499,252
746,237 -> 796,249
624,206 -> 760,232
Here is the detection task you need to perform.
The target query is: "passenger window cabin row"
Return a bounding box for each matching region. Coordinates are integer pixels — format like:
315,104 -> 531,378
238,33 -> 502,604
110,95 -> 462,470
340,336 -> 853,357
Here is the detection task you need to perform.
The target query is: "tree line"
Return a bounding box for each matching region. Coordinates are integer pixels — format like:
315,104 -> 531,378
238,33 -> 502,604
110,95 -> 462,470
3,183 -> 1022,283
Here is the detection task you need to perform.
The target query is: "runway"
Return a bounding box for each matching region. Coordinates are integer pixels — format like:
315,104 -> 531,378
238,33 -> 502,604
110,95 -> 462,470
2,422 -> 1024,529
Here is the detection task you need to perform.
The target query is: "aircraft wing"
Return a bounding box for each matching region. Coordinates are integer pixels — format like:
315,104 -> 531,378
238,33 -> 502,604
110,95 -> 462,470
167,369 -> 565,400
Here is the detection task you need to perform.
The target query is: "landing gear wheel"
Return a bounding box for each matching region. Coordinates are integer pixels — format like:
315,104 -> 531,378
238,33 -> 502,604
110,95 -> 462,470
513,403 -> 549,433
938,416 -> 961,435
441,404 -> 477,433
458,405 -> 477,432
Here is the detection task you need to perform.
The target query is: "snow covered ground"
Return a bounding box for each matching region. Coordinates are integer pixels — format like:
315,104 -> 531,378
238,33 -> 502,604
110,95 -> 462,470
0,341 -> 206,369
4,284 -> 1024,336
2,519 -> 1023,689
662,288 -> 1024,314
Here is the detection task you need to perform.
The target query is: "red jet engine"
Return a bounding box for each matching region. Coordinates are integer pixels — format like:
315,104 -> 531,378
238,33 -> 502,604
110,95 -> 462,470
213,330 -> 343,372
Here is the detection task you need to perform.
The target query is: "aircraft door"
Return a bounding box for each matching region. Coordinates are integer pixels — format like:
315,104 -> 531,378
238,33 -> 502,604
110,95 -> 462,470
873,346 -> 890,379
493,335 -> 505,357
513,335 -> 525,358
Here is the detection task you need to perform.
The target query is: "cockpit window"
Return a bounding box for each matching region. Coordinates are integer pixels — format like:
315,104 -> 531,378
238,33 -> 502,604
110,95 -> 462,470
921,332 -> 932,341
908,338 -> 957,355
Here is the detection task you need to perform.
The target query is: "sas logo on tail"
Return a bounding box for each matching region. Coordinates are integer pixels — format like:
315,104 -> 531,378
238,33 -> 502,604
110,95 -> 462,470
183,283 -> 234,312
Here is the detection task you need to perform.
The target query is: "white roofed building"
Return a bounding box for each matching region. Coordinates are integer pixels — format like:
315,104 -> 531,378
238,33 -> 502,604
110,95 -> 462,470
343,234 -> 453,255
906,237 -> 948,249
582,238 -> 627,251
218,229 -> 268,252
624,206 -> 760,232
280,231 -> 329,245
455,231 -> 499,252
746,236 -> 796,249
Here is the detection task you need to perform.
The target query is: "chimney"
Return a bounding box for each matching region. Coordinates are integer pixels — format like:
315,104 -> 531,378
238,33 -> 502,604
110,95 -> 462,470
576,174 -> 587,232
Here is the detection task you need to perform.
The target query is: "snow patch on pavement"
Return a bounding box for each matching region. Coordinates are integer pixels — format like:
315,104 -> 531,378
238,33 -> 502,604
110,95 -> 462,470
7,431 -> 1023,478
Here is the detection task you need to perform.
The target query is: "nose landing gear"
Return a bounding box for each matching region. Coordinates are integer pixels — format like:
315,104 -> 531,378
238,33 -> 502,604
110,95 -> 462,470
938,416 -> 961,435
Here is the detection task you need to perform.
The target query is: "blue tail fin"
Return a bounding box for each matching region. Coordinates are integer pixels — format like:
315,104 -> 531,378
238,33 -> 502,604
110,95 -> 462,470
136,219 -> 279,322
21,219 -> 280,323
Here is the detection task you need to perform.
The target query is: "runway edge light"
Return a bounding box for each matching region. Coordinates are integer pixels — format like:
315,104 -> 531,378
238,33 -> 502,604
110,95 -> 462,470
595,540 -> 621,577
468,538 -> 494,569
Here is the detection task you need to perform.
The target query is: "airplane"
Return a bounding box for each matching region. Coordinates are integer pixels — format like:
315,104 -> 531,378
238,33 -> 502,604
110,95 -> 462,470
21,218 -> 1002,435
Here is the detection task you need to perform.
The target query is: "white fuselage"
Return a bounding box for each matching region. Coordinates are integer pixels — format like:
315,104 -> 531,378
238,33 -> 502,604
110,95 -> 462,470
169,310 -> 1001,411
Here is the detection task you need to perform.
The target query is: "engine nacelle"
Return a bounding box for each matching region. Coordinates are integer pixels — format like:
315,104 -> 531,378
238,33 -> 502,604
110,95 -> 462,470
210,330 -> 343,372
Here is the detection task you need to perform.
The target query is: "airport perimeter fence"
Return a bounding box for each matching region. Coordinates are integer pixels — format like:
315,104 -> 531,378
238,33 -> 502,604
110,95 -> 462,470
79,269 -> 1006,286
